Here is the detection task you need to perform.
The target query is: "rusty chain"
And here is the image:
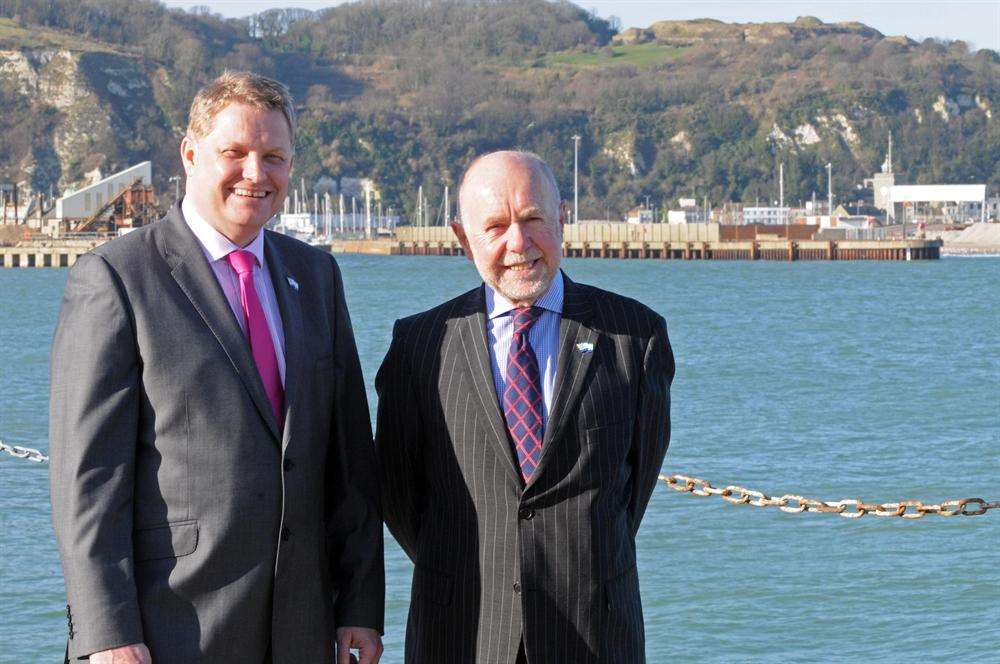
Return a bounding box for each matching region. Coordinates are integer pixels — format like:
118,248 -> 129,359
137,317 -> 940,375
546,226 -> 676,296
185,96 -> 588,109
2,442 -> 996,519
659,473 -> 998,518
0,439 -> 49,464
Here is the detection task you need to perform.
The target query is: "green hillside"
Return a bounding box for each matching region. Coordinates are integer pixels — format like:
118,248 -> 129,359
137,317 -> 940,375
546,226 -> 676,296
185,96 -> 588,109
0,0 -> 996,219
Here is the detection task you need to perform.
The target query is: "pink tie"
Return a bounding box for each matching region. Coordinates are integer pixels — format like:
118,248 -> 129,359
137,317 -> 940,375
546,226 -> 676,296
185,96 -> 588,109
226,250 -> 284,429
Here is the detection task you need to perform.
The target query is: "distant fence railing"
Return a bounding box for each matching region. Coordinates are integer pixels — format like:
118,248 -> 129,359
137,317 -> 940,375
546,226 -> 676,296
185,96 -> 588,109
396,222 -> 721,244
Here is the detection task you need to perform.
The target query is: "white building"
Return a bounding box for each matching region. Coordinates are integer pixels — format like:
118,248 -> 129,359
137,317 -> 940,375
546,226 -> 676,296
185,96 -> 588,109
667,197 -> 709,224
743,206 -> 791,225
55,162 -> 152,220
889,184 -> 987,223
667,209 -> 707,224
985,196 -> 1000,222
626,206 -> 654,224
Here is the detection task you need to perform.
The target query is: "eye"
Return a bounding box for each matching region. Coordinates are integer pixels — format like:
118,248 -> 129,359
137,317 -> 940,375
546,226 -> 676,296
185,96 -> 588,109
265,154 -> 285,164
222,149 -> 244,158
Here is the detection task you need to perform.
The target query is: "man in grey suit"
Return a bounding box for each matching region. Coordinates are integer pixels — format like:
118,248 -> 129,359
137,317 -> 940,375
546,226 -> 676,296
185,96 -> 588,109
375,151 -> 674,663
49,72 -> 383,664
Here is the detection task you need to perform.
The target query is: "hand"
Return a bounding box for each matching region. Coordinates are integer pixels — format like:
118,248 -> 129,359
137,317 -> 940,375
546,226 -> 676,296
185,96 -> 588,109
336,626 -> 382,664
89,643 -> 152,664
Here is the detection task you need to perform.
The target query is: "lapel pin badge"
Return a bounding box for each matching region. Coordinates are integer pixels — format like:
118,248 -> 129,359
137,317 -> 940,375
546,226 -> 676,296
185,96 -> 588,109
287,276 -> 299,291
576,342 -> 594,354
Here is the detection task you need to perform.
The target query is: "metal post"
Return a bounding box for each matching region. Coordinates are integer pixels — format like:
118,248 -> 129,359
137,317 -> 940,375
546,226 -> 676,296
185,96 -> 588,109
779,162 -> 784,209
826,162 -> 833,218
325,192 -> 331,240
572,134 -> 581,224
364,186 -> 371,239
444,185 -> 449,226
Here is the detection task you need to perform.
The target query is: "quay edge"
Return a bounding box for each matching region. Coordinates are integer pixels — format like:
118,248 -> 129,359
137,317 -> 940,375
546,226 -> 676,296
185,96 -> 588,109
0,234 -> 943,268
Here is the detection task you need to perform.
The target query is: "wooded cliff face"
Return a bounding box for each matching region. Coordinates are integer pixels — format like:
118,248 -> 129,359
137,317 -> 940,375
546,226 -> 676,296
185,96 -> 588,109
0,0 -> 996,218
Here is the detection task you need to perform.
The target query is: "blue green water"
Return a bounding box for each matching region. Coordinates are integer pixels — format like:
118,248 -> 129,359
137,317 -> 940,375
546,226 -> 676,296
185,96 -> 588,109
1,256 -> 998,662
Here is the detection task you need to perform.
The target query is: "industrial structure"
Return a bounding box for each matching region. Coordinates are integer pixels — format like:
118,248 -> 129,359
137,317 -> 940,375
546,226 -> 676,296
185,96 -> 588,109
863,134 -> 989,224
55,162 -> 152,219
48,162 -> 159,236
889,184 -> 988,224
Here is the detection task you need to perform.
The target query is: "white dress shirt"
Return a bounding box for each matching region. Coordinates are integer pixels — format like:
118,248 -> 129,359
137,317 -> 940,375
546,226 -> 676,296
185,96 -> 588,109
181,197 -> 286,384
485,271 -> 564,423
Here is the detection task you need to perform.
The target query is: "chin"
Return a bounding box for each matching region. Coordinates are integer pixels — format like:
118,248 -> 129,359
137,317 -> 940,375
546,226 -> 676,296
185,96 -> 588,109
496,272 -> 551,304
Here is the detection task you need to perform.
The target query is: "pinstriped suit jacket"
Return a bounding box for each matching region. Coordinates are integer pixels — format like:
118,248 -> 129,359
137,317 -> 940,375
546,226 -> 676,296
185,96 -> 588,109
376,274 -> 674,663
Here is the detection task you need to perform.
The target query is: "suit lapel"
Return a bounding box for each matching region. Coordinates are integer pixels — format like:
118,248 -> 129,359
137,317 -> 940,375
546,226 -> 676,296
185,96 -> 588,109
456,286 -> 523,487
263,233 -> 304,450
160,206 -> 281,442
532,276 -> 598,485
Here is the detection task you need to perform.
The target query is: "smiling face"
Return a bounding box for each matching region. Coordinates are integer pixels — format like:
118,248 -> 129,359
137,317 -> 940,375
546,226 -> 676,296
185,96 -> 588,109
181,102 -> 293,246
454,153 -> 566,306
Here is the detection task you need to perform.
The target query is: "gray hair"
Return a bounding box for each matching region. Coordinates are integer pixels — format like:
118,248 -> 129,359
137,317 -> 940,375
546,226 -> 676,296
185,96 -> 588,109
456,150 -> 561,223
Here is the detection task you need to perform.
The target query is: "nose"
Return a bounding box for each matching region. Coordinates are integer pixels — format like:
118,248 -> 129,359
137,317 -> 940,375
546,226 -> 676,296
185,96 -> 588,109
242,153 -> 265,182
505,221 -> 532,254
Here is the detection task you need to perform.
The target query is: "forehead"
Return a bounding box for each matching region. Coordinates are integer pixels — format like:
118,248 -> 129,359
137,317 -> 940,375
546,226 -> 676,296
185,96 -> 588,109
203,103 -> 292,148
463,160 -> 553,219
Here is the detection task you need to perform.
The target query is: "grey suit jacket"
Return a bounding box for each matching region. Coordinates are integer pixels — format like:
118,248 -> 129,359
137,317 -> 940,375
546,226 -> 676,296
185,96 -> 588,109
375,275 -> 674,663
49,204 -> 383,662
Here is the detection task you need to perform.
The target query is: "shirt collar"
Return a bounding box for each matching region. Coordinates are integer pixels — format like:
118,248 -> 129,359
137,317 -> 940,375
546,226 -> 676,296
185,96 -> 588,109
486,270 -> 564,320
181,196 -> 266,266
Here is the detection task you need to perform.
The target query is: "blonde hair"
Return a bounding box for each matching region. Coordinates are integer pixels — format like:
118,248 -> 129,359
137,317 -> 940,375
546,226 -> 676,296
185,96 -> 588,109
186,71 -> 296,144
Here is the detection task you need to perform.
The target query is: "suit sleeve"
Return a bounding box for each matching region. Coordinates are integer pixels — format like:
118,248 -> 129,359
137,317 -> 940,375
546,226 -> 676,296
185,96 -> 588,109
628,314 -> 675,536
325,257 -> 385,632
374,319 -> 425,561
49,253 -> 145,658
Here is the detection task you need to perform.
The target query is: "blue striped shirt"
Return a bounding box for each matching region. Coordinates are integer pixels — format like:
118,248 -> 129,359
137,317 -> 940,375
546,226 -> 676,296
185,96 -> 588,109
485,271 -> 564,423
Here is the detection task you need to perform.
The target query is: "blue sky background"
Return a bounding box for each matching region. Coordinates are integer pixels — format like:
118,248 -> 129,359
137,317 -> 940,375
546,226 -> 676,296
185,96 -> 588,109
163,0 -> 999,51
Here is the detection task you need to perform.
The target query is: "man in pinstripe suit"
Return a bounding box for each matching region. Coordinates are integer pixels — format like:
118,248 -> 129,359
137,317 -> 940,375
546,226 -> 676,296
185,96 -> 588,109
376,151 -> 674,663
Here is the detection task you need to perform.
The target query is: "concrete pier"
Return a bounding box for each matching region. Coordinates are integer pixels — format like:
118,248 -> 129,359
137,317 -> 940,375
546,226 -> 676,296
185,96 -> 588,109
371,238 -> 940,260
0,241 -> 99,268
0,225 -> 944,266
385,225 -> 941,260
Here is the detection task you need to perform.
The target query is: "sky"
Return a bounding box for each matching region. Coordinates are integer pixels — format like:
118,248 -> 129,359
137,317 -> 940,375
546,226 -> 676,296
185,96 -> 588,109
162,0 -> 999,51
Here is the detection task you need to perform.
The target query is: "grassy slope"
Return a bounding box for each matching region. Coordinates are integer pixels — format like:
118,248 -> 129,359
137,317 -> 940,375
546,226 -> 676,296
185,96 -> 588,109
541,43 -> 688,68
0,17 -> 124,52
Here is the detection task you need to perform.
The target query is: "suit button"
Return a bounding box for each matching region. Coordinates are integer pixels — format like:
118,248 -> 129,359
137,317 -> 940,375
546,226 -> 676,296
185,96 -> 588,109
518,508 -> 534,520
513,582 -> 521,594
281,527 -> 291,541
283,458 -> 294,472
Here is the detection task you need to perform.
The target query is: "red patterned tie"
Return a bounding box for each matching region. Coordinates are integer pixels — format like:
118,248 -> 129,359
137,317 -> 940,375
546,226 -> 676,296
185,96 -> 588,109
503,307 -> 543,483
226,250 -> 284,429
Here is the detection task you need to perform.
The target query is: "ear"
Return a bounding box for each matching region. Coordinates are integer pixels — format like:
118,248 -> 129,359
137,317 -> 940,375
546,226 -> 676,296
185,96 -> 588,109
450,220 -> 474,263
180,135 -> 196,177
558,200 -> 568,227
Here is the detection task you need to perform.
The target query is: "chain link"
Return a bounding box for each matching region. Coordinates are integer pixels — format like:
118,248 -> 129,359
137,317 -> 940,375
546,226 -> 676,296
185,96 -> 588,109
660,474 -> 998,519
3,442 -> 998,519
0,439 -> 49,463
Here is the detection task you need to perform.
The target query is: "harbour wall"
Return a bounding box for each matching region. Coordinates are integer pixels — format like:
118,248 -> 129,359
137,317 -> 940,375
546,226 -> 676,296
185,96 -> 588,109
0,224 -> 948,266
374,224 -> 941,260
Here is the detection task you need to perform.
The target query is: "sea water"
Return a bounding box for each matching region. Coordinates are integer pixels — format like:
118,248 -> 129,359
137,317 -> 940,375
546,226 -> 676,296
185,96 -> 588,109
1,255 -> 997,662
